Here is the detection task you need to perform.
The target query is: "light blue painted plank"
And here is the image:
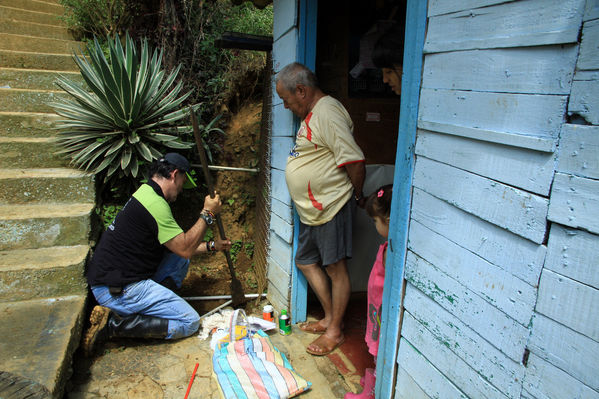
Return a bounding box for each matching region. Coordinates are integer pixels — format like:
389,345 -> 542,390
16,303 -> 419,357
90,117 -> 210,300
536,269 -> 599,341
271,196 -> 292,224
557,124 -> 599,179
584,0 -> 599,21
290,211 -> 307,323
409,220 -> 537,326
273,0 -> 297,41
271,136 -> 294,170
427,0 -> 516,17
268,231 -> 293,274
271,103 -> 294,136
416,129 -> 556,195
376,1 -> 427,398
267,279 -> 288,312
270,212 -> 292,244
528,313 -> 599,391
267,256 -> 291,294
270,168 -> 290,204
405,285 -> 525,399
523,353 -> 599,399
413,157 -> 550,244
273,29 -> 297,74
419,88 -> 568,140
422,46 -> 578,95
548,172 -> 599,234
395,366 -> 431,399
406,251 -> 529,361
425,0 -> 585,53
402,311 -> 509,399
411,188 -> 546,287
578,19 -> 599,70
397,339 -> 468,399
545,224 -> 599,290
570,79 -> 599,125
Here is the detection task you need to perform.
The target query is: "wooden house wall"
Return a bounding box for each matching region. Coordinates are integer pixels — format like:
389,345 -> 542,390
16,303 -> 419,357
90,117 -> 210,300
267,0 -> 298,312
395,0 -> 598,398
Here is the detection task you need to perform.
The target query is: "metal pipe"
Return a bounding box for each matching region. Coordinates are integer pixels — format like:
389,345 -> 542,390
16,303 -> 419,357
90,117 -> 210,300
190,163 -> 259,173
183,293 -> 266,301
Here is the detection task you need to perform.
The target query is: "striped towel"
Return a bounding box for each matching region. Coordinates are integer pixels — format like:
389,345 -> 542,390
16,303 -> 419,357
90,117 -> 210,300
213,330 -> 311,398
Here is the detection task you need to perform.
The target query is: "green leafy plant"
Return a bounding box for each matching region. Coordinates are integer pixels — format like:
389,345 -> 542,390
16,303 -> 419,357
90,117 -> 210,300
244,241 -> 255,258
96,203 -> 123,229
230,240 -> 243,263
52,33 -> 195,190
59,0 -> 136,39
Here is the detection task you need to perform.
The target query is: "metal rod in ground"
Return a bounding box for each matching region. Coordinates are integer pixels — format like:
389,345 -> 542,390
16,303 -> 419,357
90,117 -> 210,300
199,300 -> 233,319
184,293 -> 266,301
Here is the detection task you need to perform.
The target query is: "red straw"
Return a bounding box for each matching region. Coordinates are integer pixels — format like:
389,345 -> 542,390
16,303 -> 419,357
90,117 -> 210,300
184,363 -> 199,399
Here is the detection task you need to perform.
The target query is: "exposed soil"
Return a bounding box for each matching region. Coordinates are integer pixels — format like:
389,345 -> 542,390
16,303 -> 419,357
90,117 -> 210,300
173,100 -> 264,314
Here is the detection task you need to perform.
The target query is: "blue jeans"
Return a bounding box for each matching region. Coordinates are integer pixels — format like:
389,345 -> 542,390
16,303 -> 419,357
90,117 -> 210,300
90,253 -> 200,339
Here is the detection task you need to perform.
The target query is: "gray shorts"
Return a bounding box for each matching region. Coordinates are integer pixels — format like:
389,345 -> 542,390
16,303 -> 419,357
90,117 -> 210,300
295,199 -> 356,267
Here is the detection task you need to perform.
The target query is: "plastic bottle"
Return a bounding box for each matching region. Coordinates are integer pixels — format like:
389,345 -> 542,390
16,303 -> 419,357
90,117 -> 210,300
278,309 -> 291,335
262,305 -> 274,322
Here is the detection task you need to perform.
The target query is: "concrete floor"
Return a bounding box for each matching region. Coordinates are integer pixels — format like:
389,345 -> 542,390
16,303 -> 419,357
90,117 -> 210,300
65,296 -> 372,398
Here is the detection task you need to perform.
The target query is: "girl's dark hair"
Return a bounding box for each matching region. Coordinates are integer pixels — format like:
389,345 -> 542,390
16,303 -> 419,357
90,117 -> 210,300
372,24 -> 405,69
366,184 -> 393,218
148,158 -> 177,179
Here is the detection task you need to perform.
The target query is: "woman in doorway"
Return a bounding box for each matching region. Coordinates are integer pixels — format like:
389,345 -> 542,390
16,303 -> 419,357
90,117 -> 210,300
372,24 -> 404,95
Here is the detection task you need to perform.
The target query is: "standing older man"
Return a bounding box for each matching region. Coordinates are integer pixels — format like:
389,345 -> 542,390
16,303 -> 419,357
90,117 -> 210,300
82,152 -> 231,356
276,62 -> 366,356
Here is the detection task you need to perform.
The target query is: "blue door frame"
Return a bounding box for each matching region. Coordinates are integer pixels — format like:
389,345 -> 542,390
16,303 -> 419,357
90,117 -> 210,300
289,1 -> 427,397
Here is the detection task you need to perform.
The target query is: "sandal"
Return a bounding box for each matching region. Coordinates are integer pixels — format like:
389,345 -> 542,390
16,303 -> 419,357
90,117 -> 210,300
305,335 -> 345,356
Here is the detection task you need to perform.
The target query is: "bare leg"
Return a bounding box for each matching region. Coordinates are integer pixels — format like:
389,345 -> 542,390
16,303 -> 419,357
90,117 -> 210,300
296,262 -> 333,330
302,259 -> 349,354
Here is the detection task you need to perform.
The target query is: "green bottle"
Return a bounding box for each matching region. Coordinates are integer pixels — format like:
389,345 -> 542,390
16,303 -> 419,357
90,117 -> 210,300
278,309 -> 291,335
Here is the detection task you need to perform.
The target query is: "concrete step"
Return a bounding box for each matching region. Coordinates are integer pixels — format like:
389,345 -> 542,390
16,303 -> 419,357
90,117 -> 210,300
0,0 -> 64,16
0,137 -> 68,168
0,112 -> 59,137
0,168 -> 94,204
0,49 -> 78,71
0,295 -> 87,398
0,32 -> 81,54
0,4 -> 62,26
0,87 -> 69,113
0,245 -> 88,301
0,17 -> 72,40
0,67 -> 82,90
0,202 -> 93,250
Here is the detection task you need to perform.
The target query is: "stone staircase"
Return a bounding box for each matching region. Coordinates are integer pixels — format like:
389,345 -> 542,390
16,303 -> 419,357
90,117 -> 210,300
0,0 -> 95,397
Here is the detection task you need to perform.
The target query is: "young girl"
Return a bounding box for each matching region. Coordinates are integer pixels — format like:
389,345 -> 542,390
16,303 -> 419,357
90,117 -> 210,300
345,184 -> 392,399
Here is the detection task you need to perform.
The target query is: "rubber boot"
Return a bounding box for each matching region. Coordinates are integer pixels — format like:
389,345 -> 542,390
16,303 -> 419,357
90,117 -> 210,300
82,306 -> 169,356
344,368 -> 375,399
108,313 -> 169,339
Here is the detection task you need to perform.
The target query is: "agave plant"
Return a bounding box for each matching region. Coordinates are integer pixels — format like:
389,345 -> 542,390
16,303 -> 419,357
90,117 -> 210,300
52,33 -> 195,184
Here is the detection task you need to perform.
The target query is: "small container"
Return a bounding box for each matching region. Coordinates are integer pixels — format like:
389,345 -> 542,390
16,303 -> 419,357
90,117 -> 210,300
278,309 -> 291,335
262,305 -> 274,322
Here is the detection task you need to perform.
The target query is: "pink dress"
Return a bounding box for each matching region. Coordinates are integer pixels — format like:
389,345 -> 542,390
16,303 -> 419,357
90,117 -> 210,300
365,241 -> 387,357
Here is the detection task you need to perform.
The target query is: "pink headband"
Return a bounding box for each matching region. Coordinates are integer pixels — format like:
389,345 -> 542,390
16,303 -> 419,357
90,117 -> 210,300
377,189 -> 384,198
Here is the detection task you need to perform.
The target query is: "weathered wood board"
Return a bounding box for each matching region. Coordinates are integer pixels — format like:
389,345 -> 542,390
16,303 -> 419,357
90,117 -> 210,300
271,136 -> 293,170
548,172 -> 599,234
267,257 -> 290,310
270,211 -> 292,244
424,0 -> 585,53
545,224 -> 599,290
402,311 -> 509,399
268,231 -> 293,273
413,157 -> 549,243
522,353 -> 599,399
273,0 -> 297,41
419,88 -> 567,140
395,366 -> 431,399
271,103 -> 294,136
272,29 -> 297,74
427,0 -> 516,18
397,338 -> 468,399
271,197 -> 292,224
270,168 -> 291,205
405,251 -> 529,361
528,313 -> 599,391
585,0 -> 599,21
422,46 -> 577,95
404,285 -> 525,399
415,130 -> 556,195
408,220 -> 536,326
569,79 -> 599,125
557,124 -> 599,179
411,188 -> 546,287
577,19 -> 599,71
536,268 -> 599,341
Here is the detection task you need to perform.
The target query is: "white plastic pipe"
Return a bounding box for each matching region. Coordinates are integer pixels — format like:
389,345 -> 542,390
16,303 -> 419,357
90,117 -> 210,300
183,293 -> 266,301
